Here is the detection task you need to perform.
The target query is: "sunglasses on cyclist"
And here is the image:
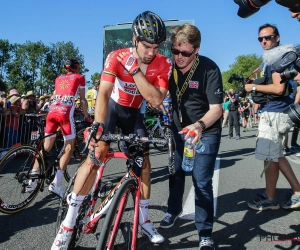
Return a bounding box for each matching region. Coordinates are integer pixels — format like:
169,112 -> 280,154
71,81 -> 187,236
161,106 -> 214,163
257,35 -> 276,42
171,46 -> 196,57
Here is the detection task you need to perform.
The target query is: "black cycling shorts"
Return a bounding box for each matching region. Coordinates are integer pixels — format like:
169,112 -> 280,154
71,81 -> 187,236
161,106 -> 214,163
104,99 -> 149,153
104,98 -> 139,138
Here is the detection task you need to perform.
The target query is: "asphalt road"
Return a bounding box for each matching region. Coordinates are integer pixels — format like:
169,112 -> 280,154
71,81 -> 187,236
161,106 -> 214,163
1,126 -> 300,250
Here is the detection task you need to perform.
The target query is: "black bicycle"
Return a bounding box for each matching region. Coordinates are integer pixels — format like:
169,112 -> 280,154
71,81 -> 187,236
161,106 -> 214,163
0,114 -> 88,214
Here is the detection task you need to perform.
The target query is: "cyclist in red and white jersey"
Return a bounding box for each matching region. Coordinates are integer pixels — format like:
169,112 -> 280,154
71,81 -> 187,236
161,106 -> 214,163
52,11 -> 172,249
26,59 -> 92,198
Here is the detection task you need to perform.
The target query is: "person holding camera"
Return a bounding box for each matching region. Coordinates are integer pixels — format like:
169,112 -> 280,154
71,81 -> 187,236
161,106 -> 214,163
244,23 -> 300,210
240,97 -> 251,132
227,88 -> 241,140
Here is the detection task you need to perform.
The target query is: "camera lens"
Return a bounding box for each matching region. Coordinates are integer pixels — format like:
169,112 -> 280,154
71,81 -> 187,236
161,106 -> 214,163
234,0 -> 271,18
284,102 -> 300,125
280,68 -> 299,83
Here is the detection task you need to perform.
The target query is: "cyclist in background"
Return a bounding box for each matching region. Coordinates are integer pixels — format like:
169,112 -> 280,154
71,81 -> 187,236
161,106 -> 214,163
86,79 -> 100,115
52,11 -> 172,249
26,59 -> 92,198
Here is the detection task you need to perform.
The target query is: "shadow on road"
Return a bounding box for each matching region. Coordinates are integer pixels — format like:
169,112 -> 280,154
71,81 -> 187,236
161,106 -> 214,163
214,187 -> 300,249
0,194 -> 60,244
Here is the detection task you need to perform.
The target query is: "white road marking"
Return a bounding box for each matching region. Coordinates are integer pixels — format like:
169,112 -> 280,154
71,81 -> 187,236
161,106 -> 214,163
180,156 -> 221,220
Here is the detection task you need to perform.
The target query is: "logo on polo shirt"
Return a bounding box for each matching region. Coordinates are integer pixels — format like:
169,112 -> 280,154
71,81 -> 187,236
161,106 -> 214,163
189,81 -> 199,89
215,88 -> 223,95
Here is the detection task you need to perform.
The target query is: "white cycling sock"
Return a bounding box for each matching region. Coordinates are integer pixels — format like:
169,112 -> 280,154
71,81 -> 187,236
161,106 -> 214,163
138,199 -> 149,224
29,169 -> 40,184
52,170 -> 64,187
63,192 -> 86,228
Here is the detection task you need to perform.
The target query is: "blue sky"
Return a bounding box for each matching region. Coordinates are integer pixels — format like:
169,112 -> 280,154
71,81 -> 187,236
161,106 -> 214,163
1,1 -> 299,83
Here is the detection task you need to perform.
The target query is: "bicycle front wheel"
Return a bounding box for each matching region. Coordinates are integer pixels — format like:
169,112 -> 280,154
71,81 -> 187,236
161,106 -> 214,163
153,126 -> 171,152
0,145 -> 45,214
96,178 -> 136,250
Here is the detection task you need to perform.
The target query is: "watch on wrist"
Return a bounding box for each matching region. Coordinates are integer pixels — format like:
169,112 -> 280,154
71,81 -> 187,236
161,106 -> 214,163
252,84 -> 257,92
197,120 -> 206,131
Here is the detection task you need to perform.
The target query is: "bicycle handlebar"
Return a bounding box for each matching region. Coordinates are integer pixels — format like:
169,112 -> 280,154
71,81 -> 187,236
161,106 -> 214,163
83,122 -> 174,175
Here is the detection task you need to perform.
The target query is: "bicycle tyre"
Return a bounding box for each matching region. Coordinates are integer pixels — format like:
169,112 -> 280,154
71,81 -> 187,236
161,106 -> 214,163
117,140 -> 126,152
0,145 -> 45,214
96,178 -> 136,250
166,127 -> 176,175
63,160 -> 84,183
55,161 -> 88,249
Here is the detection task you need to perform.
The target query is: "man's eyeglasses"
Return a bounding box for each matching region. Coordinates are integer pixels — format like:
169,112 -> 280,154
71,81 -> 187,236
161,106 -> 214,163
257,35 -> 276,42
171,46 -> 196,57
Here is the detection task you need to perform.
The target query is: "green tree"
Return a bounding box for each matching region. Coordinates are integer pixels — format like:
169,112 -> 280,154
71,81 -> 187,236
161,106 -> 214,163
4,41 -> 88,95
89,72 -> 101,88
222,54 -> 262,91
0,39 -> 12,81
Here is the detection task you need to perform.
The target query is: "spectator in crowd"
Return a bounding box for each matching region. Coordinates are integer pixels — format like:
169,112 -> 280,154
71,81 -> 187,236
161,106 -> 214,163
253,103 -> 260,125
21,90 -> 39,144
0,91 -> 7,114
226,88 -> 241,140
222,96 -> 230,128
7,89 -> 20,108
74,98 -> 84,118
20,94 -> 26,105
239,97 -> 251,132
86,80 -> 100,114
38,94 -> 51,113
0,91 -> 8,148
23,91 -> 39,113
160,23 -> 222,250
245,23 -> 300,210
4,96 -> 25,148
40,93 -> 53,113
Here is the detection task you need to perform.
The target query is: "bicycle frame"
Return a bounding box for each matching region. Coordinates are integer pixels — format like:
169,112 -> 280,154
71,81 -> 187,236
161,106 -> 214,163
79,151 -> 141,240
58,131 -> 170,249
146,116 -> 164,137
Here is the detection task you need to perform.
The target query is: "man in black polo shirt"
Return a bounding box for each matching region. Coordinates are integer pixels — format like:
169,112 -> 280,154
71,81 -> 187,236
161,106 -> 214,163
160,24 -> 223,250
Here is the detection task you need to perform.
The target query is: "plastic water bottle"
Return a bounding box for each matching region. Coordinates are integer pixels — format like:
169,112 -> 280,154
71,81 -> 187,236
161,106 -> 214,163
182,130 -> 196,172
195,139 -> 205,153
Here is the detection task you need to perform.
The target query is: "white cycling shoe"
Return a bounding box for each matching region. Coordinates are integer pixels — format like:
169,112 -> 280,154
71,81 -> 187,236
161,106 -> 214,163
51,224 -> 73,250
138,220 -> 164,244
48,183 -> 64,198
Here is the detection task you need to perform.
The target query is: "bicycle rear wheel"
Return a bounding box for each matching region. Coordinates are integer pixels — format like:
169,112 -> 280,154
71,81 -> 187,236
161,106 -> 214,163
63,160 -> 84,183
96,178 -> 136,250
0,145 -> 45,214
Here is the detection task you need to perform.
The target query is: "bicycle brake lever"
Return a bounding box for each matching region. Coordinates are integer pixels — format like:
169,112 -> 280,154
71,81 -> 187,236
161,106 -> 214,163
81,122 -> 100,153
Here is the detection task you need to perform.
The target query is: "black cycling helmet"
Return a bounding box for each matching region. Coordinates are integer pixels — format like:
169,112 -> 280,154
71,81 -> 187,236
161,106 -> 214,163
132,11 -> 166,44
64,58 -> 80,73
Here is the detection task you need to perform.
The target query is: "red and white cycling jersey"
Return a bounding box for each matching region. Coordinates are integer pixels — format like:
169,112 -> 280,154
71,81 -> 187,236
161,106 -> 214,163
45,73 -> 85,139
49,73 -> 85,115
101,48 -> 172,109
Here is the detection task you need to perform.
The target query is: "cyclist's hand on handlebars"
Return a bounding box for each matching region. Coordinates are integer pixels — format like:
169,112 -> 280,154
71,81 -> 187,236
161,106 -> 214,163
83,124 -> 104,151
